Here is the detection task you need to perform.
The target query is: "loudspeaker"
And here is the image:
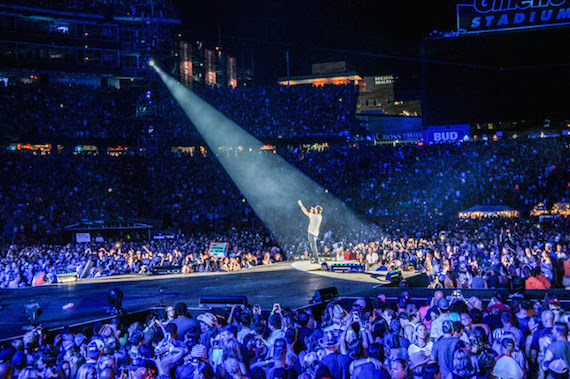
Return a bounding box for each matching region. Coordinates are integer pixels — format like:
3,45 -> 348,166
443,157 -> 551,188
151,265 -> 182,275
386,269 -> 403,285
199,296 -> 247,308
405,273 -> 430,288
311,287 -> 338,303
107,287 -> 124,315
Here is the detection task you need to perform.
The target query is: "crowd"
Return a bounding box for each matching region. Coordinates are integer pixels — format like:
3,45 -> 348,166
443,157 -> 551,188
1,138 -> 567,242
285,138 -> 568,218
331,217 -> 570,290
0,228 -> 285,289
195,84 -> 360,138
1,81 -> 570,378
1,213 -> 569,290
0,83 -> 147,141
2,291 -> 570,379
0,83 -> 360,143
0,136 -> 569,289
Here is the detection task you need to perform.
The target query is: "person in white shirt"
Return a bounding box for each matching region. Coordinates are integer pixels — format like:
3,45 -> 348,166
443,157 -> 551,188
365,246 -> 379,271
298,200 -> 323,264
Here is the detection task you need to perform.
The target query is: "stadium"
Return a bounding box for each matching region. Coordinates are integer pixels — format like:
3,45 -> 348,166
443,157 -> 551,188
0,0 -> 569,378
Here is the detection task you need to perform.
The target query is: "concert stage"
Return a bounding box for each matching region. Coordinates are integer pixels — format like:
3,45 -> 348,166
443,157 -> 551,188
1,261 -> 569,341
0,262 -> 405,340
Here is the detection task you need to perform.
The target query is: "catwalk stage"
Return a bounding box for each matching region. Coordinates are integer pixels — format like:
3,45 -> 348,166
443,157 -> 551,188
1,261 -> 569,341
0,261 -> 415,340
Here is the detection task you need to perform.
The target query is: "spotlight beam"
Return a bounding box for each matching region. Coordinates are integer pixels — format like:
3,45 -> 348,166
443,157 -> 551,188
153,65 -> 378,245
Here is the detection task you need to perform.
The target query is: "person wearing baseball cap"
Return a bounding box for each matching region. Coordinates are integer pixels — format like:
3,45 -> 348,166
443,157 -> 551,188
430,297 -> 452,341
541,322 -> 570,374
546,359 -> 569,379
319,331 -> 352,379
431,320 -> 459,379
175,344 -> 210,379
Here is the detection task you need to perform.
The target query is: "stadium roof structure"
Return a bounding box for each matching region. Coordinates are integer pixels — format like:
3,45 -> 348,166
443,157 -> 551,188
458,205 -> 519,219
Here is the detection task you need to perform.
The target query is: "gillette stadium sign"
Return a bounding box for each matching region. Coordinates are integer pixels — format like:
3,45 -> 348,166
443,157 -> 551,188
457,0 -> 570,33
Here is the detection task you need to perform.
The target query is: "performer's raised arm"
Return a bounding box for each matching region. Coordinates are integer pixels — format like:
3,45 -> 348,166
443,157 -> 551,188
298,199 -> 310,217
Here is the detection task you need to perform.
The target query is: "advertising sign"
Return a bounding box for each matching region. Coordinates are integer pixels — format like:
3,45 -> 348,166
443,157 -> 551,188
356,112 -> 423,144
209,242 -> 228,258
180,41 -> 192,88
205,49 -> 216,87
423,125 -> 470,144
458,0 -> 570,33
76,232 -> 91,243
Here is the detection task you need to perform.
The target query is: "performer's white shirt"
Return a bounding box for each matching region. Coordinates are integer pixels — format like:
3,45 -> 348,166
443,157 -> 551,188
308,213 -> 323,237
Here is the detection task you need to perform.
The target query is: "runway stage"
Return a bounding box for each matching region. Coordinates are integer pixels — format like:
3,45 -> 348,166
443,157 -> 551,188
2,261 -> 569,341
0,261 -> 409,340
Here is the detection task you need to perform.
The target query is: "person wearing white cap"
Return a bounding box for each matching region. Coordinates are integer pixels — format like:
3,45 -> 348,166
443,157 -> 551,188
541,323 -> 570,374
494,346 -> 524,379
197,313 -> 219,350
546,359 -> 569,379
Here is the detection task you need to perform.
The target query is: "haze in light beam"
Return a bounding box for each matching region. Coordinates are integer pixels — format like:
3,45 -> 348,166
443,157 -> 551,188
154,65 -> 379,246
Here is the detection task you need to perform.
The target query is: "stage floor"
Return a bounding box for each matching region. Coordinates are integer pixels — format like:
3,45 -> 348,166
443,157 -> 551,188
0,261 -> 399,340
2,261 -> 568,341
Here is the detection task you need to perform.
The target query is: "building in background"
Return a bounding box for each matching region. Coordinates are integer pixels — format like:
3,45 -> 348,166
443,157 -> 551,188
358,75 -> 421,116
0,1 -> 182,86
277,61 -> 362,86
277,61 -> 423,145
278,61 -> 421,115
0,1 -> 250,89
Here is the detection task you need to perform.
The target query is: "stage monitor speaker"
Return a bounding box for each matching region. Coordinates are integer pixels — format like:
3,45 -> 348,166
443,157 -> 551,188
386,269 -> 403,285
311,287 -> 338,303
199,296 -> 247,308
405,273 -> 430,288
151,265 -> 182,275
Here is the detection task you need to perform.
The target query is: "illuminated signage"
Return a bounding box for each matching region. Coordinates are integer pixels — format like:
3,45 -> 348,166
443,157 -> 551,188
423,125 -> 470,144
209,242 -> 228,258
457,0 -> 570,33
374,75 -> 394,85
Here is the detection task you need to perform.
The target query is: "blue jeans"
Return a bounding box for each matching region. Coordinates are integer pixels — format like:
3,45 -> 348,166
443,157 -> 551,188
308,232 -> 319,261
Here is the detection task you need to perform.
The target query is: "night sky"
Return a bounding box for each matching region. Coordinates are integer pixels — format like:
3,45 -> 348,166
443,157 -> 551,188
170,1 -> 569,123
